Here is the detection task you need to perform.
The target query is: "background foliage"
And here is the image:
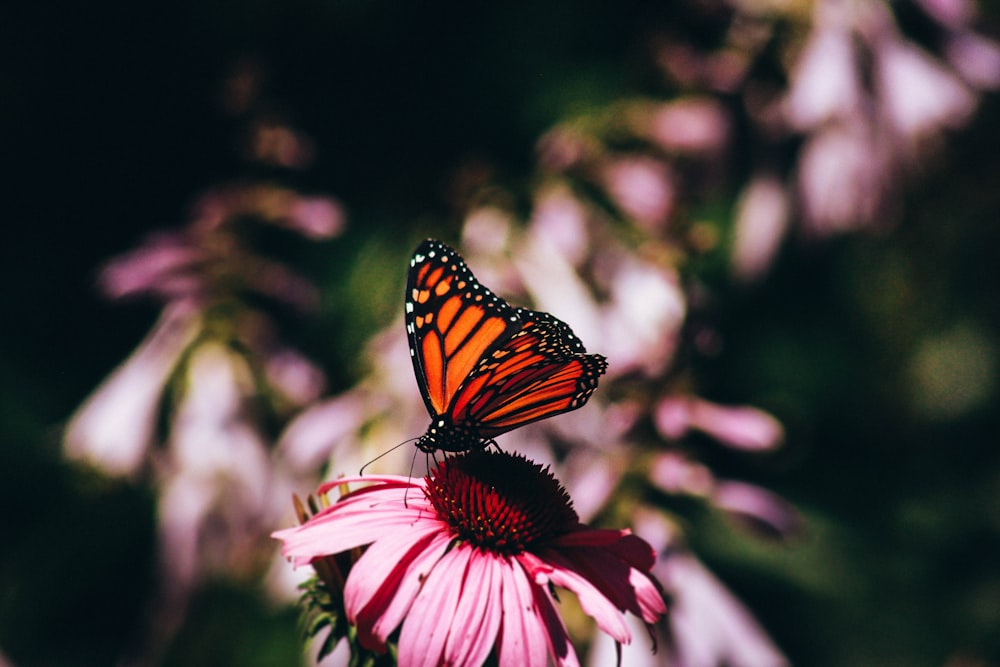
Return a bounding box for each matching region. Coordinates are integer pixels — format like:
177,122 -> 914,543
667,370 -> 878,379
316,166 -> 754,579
2,0 -> 999,665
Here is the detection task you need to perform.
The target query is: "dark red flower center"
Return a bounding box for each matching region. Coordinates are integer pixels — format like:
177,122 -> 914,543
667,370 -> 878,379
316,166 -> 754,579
424,450 -> 579,556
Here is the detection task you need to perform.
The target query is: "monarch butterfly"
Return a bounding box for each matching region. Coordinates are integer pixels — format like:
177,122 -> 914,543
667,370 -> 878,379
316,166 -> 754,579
406,239 -> 607,453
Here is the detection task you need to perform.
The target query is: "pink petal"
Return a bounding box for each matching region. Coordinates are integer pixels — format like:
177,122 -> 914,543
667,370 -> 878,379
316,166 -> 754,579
497,560 -> 549,667
315,483 -> 434,521
351,529 -> 453,651
550,527 -> 629,549
315,483 -> 432,516
316,473 -> 417,495
587,614 -> 661,667
628,567 -> 669,624
530,574 -> 582,667
516,551 -> 554,581
530,550 -> 632,645
546,544 -> 666,627
550,547 -> 635,613
397,545 -> 471,667
602,533 -> 658,573
272,501 -> 432,566
344,520 -> 443,618
443,550 -> 503,667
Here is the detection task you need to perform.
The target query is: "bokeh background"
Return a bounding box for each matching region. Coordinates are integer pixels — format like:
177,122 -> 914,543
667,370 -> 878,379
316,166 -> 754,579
2,0 -> 999,665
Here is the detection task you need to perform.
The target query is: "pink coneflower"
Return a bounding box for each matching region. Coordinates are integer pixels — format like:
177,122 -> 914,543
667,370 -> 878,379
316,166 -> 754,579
274,450 -> 667,666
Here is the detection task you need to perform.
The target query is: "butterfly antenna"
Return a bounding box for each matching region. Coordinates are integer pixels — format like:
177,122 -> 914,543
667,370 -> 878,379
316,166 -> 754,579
403,445 -> 424,509
359,438 -> 417,476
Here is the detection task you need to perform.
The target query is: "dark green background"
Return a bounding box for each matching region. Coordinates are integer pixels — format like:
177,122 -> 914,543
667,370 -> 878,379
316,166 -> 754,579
2,1 -> 998,665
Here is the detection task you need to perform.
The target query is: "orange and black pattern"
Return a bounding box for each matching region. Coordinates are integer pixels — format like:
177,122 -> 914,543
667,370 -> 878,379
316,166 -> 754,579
406,239 -> 607,453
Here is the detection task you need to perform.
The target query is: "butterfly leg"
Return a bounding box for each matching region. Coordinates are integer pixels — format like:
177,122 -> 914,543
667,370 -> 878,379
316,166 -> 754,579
427,449 -> 441,472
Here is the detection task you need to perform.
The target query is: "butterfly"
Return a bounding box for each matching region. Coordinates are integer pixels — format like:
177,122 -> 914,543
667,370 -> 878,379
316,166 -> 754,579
405,238 -> 607,453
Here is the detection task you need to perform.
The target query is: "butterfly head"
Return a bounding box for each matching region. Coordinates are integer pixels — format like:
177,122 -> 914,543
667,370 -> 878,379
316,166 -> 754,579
416,418 -> 488,453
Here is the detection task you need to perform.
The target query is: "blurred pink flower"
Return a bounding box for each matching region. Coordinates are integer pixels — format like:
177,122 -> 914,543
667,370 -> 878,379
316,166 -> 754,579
650,452 -> 801,541
132,342 -> 301,656
98,232 -> 208,303
658,551 -> 789,667
461,205 -> 515,257
601,157 -> 676,232
287,196 -> 346,239
158,343 -> 292,583
276,392 -> 373,472
796,123 -> 893,234
655,396 -> 784,451
784,21 -> 862,130
648,97 -> 730,154
913,0 -> 976,29
600,256 -> 686,377
656,41 -> 753,93
650,452 -> 716,497
712,480 -> 803,540
536,127 -> 599,172
263,346 -> 327,407
99,185 -> 342,313
730,175 -> 790,283
243,256 -> 322,311
875,34 -> 976,143
945,32 -> 1000,89
274,450 -> 666,666
64,304 -> 199,477
166,344 -> 268,489
516,400 -> 641,522
527,185 -> 592,268
515,233 -> 602,349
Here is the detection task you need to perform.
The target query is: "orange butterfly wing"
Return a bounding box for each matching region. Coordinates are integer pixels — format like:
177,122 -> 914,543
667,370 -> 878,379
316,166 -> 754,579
406,239 -> 607,452
406,239 -> 519,419
449,309 -> 607,438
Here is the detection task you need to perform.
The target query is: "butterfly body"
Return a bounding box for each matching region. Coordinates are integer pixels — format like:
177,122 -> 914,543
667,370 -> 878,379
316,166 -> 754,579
406,239 -> 607,454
